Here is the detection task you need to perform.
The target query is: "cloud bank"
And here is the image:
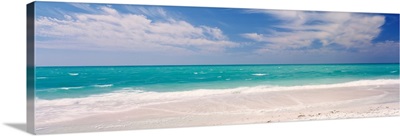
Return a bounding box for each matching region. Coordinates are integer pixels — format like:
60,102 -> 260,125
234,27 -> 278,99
242,10 -> 389,52
36,6 -> 237,54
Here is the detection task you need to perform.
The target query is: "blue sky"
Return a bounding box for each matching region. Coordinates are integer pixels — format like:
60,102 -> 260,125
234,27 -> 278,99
34,2 -> 399,66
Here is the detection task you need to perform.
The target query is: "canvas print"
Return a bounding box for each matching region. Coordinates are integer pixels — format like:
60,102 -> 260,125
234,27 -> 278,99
27,1 -> 400,134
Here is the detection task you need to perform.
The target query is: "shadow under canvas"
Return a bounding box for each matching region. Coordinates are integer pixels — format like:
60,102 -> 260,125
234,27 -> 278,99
4,123 -> 30,134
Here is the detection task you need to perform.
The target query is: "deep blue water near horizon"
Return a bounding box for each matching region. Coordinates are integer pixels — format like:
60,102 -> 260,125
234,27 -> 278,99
35,63 -> 400,100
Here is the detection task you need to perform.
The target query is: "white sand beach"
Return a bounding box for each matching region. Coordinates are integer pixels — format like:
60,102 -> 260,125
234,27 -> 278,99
35,83 -> 399,134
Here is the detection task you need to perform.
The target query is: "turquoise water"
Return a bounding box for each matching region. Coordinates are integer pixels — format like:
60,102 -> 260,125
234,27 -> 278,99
35,64 -> 399,100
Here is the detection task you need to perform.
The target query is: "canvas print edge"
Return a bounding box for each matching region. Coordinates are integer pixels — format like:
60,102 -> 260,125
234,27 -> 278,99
27,2 -> 35,134
28,1 -> 398,134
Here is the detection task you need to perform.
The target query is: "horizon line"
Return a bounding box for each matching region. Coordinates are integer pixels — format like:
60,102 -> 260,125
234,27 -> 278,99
35,62 -> 400,67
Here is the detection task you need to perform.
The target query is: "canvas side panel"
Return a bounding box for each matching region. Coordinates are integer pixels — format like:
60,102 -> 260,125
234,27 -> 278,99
27,2 -> 35,134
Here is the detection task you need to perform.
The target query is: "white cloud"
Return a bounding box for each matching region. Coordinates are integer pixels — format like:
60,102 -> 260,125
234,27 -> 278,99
69,3 -> 97,13
242,10 -> 386,52
366,40 -> 400,54
36,6 -> 237,54
374,40 -> 399,47
124,6 -> 168,19
241,33 -> 265,42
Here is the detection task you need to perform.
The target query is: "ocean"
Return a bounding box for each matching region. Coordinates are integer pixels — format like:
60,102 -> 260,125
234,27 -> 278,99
36,63 -> 399,100
34,63 -> 400,123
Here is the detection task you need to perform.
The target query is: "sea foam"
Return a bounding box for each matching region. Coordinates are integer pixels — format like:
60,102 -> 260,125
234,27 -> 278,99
68,73 -> 79,76
36,77 -> 47,79
59,86 -> 84,90
93,84 -> 113,88
252,73 -> 267,76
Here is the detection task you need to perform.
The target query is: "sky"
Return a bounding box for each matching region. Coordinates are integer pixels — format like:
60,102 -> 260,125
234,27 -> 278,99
34,2 -> 400,66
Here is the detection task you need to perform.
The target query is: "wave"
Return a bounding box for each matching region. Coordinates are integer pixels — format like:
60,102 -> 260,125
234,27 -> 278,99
93,84 -> 113,88
37,86 -> 84,92
59,86 -> 84,90
68,73 -> 79,76
252,73 -> 267,76
35,79 -> 399,124
36,77 -> 47,79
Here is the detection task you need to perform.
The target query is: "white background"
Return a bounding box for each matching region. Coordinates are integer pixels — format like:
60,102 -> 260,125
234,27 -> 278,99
0,0 -> 399,136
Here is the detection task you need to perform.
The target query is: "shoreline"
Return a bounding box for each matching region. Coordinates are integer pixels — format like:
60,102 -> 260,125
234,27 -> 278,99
35,83 -> 399,134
